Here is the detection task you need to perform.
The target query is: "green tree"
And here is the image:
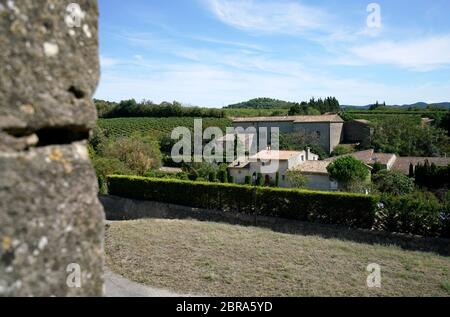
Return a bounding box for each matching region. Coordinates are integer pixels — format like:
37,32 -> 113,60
327,156 -> 370,190
275,172 -> 280,187
372,162 -> 384,174
371,116 -> 450,157
100,134 -> 162,175
91,157 -> 132,194
89,125 -> 107,152
373,170 -> 414,195
285,170 -> 308,189
217,169 -> 228,183
256,173 -> 264,186
331,144 -> 354,157
208,171 -> 217,182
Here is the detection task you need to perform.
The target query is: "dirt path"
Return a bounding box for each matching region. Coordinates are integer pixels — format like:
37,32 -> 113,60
104,268 -> 199,297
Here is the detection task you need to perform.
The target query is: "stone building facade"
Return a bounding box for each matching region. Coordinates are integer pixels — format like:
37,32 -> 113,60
232,115 -> 344,154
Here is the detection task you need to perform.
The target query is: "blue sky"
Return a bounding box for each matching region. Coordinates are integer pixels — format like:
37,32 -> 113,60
95,0 -> 450,107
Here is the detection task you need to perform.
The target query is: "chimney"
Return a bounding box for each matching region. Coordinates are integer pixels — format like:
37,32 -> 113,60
306,147 -> 311,160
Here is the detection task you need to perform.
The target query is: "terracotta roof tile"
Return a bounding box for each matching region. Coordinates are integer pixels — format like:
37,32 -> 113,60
393,157 -> 450,174
249,150 -> 303,161
293,161 -> 331,175
232,115 -> 343,124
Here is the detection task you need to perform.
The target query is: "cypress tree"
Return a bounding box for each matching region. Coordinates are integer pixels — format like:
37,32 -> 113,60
409,163 -> 415,178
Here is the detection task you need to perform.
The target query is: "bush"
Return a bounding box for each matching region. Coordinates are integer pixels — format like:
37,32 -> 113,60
442,191 -> 450,238
331,145 -> 355,157
376,192 -> 445,237
100,134 -> 162,175
217,170 -> 228,183
373,170 -> 414,195
209,171 -> 217,182
285,170 -> 307,189
92,157 -> 132,194
107,176 -> 378,229
244,176 -> 252,185
256,173 -> 264,186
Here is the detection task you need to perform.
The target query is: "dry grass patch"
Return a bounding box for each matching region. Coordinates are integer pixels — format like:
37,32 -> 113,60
105,219 -> 450,297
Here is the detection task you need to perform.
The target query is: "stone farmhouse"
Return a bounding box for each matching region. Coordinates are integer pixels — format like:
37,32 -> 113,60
228,148 -> 319,187
232,115 -> 345,154
230,114 -> 374,155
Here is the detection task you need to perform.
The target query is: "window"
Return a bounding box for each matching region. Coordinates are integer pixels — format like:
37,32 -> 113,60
301,155 -> 305,161
282,175 -> 286,181
316,131 -> 321,138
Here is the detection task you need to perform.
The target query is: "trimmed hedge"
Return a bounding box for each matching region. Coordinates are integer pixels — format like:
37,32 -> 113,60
107,175 -> 378,229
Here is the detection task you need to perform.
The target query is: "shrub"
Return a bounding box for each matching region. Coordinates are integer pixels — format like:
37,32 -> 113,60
372,162 -> 384,174
107,176 -> 378,229
244,176 -> 252,185
217,170 -> 228,183
285,170 -> 307,189
100,134 -> 162,175
331,145 -> 354,157
442,191 -> 450,238
256,173 -> 264,186
373,170 -> 414,195
208,171 -> 217,182
92,157 -> 132,194
376,191 -> 444,237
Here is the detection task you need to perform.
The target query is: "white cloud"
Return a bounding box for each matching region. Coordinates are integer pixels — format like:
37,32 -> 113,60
349,35 -> 450,71
203,0 -> 331,35
100,56 -> 120,68
96,57 -> 450,107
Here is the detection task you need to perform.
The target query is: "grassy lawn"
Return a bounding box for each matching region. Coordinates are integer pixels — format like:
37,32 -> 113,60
105,219 -> 450,297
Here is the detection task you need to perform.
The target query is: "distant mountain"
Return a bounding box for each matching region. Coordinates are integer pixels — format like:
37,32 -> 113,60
342,102 -> 450,110
226,98 -> 296,109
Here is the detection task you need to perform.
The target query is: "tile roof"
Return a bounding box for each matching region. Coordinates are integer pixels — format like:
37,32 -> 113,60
393,157 -> 450,174
292,161 -> 331,175
326,150 -> 396,166
232,114 -> 344,124
228,160 -> 251,169
249,150 -> 304,161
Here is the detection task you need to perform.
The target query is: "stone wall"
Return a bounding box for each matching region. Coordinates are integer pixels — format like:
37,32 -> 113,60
0,0 -> 104,296
343,121 -> 372,146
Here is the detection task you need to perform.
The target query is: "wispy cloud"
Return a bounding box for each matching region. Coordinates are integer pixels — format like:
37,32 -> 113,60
97,54 -> 450,107
348,35 -> 450,71
100,56 -> 120,68
202,0 -> 332,35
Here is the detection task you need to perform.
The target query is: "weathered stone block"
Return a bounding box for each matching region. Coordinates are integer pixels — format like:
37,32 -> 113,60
0,0 -> 99,132
0,0 -> 104,297
0,142 -> 104,297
